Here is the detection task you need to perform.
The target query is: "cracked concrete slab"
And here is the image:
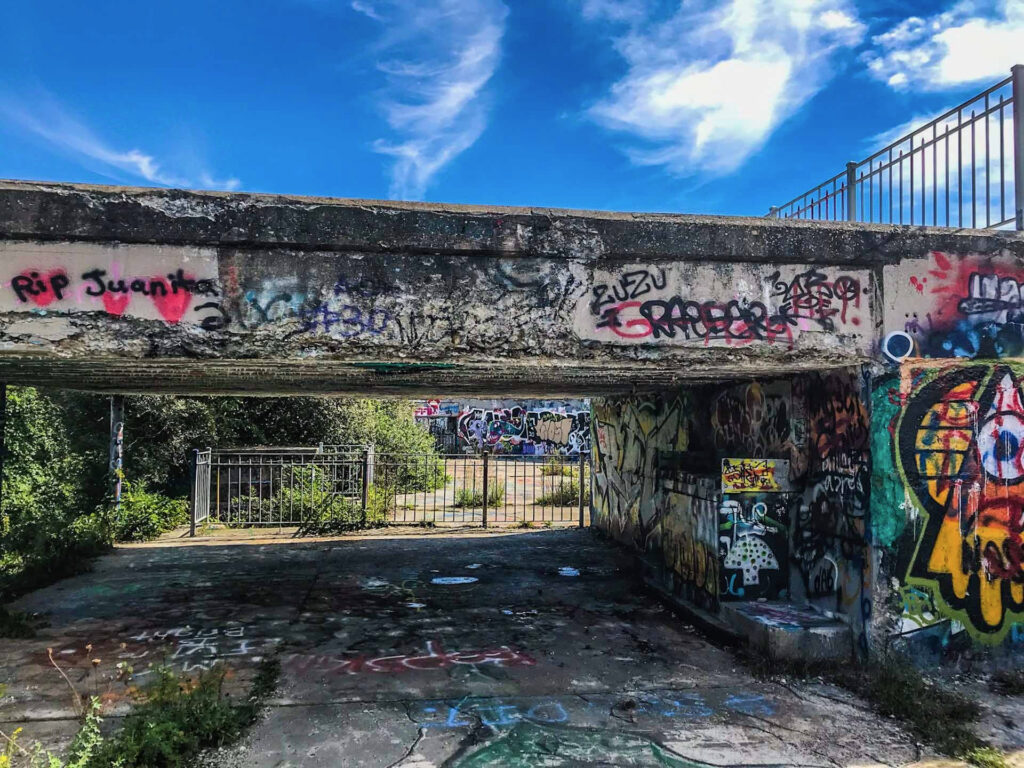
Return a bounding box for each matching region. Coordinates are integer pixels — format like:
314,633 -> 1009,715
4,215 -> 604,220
3,529 -> 933,766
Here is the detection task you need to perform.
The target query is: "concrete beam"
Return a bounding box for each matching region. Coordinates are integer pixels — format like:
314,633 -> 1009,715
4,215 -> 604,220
0,180 -> 1021,395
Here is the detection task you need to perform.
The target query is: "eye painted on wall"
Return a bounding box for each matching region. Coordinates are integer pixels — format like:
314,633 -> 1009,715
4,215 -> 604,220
977,374 -> 1024,482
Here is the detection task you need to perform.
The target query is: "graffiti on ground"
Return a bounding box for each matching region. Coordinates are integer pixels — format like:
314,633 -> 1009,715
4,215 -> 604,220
283,640 -> 536,675
409,690 -> 775,730
449,721 -> 713,767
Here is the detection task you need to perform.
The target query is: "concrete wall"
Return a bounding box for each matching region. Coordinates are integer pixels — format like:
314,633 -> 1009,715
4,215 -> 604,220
592,370 -> 872,652
870,249 -> 1024,658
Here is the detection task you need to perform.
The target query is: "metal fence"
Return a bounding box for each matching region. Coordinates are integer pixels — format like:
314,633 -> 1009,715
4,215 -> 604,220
189,447 -> 590,532
769,65 -> 1024,230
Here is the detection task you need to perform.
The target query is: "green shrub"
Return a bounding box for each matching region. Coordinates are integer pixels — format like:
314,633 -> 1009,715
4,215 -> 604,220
112,483 -> 189,542
453,485 -> 505,508
540,458 -> 573,477
536,480 -> 585,506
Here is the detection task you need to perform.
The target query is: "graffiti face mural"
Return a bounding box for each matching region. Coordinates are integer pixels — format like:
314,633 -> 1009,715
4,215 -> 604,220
898,365 -> 1024,641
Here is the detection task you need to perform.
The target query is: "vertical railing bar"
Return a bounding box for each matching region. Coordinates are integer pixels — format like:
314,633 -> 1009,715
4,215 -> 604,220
1000,94 -> 1006,224
910,140 -> 915,224
958,109 -> 964,227
985,93 -> 991,227
971,109 -> 977,228
945,123 -> 950,226
932,124 -> 937,226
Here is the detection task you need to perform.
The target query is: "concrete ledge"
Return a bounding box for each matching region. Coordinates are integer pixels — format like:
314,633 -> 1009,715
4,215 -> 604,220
719,601 -> 854,662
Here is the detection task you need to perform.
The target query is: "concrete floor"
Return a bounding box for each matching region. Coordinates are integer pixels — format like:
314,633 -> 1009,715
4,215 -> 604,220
2,529 -> 940,767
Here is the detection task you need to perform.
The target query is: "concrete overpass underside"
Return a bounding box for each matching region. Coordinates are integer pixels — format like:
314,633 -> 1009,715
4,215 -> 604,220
0,180 -> 1020,396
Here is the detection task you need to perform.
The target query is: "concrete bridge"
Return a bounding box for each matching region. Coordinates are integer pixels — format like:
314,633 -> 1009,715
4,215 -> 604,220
1,179 -> 1020,395
5,178 -> 1024,662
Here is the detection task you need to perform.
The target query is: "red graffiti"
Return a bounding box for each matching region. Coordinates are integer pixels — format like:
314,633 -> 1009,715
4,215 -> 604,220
283,641 -> 536,676
149,277 -> 192,323
102,292 -> 132,316
12,269 -> 69,307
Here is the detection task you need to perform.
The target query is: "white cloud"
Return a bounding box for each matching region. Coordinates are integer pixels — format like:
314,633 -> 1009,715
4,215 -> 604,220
583,0 -> 865,176
358,0 -> 508,200
0,94 -> 239,190
865,0 -> 1023,92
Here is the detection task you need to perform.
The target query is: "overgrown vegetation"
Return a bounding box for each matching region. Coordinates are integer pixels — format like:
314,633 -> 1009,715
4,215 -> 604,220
0,388 -> 438,606
453,485 -> 505,508
1,654 -> 279,768
535,479 -> 587,506
745,651 -> 1005,767
989,668 -> 1024,696
539,458 -> 574,477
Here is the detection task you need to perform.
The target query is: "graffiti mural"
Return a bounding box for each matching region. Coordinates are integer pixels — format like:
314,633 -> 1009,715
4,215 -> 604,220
457,407 -> 591,455
718,495 -> 792,600
711,381 -> 806,480
885,251 -> 1024,360
896,364 -> 1024,642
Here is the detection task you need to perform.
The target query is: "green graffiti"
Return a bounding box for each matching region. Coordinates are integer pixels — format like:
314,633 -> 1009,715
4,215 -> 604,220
449,721 -> 711,767
870,379 -> 906,549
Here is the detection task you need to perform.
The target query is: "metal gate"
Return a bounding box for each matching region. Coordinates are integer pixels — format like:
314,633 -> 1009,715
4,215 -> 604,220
190,446 -> 591,534
189,448 -> 212,535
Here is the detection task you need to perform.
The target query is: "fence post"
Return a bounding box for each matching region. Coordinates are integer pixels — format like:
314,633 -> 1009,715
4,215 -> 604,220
189,448 -> 199,537
1012,64 -> 1024,230
577,452 -> 585,528
845,161 -> 858,222
481,452 -> 489,529
361,446 -> 371,524
108,395 -> 125,508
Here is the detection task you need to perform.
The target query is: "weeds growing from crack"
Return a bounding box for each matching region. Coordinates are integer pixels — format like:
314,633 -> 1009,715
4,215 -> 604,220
740,650 -> 1006,767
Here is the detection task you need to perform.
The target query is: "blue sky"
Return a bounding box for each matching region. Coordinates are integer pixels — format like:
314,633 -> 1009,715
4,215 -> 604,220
1,0 -> 1020,216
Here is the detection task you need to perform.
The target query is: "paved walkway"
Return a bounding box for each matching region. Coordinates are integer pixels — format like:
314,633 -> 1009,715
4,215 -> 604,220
0,529 -> 959,766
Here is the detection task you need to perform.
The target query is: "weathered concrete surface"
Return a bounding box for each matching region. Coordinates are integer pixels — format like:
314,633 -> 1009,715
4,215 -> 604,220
0,180 -> 1022,395
1,528 -> 940,766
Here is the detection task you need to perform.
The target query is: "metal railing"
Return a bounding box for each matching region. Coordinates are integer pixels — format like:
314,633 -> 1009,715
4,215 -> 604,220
769,65 -> 1024,230
189,447 -> 591,531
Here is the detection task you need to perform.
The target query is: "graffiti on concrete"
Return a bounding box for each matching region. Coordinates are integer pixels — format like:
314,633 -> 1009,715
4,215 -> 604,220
711,381 -> 806,480
582,264 -> 869,348
718,496 -> 791,600
896,364 -> 1024,642
887,251 -> 1024,359
449,721 -> 713,767
721,458 -> 789,493
53,624 -> 278,676
457,407 -> 591,455
283,640 -> 536,675
592,394 -> 720,610
0,243 -> 225,329
410,689 -> 775,730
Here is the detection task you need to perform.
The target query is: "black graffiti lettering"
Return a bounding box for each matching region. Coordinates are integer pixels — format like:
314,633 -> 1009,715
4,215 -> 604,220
81,269 -> 107,296
590,268 -> 667,315
195,302 -> 231,331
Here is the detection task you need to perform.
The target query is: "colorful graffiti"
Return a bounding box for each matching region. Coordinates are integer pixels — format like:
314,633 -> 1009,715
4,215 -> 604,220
897,364 -> 1024,642
889,251 -> 1024,360
457,407 -> 591,455
718,495 -> 791,600
721,458 -> 789,493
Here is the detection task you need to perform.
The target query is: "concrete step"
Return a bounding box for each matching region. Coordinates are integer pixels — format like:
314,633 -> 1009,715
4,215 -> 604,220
718,601 -> 853,662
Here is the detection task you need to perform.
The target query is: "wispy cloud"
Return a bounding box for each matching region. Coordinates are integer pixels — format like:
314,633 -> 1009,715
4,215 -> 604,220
582,0 -> 865,176
355,0 -> 508,200
0,93 -> 240,190
864,0 -> 1022,91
